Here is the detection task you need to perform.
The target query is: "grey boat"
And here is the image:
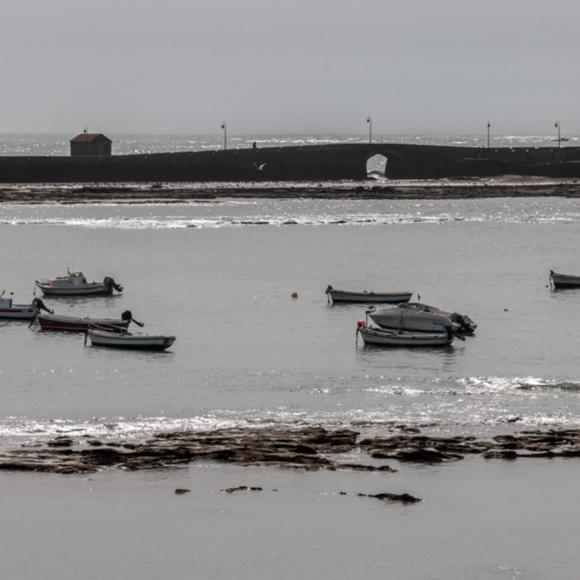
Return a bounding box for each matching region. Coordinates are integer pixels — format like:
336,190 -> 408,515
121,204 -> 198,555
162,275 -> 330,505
369,303 -> 476,334
357,324 -> 454,347
326,285 -> 412,304
550,270 -> 580,289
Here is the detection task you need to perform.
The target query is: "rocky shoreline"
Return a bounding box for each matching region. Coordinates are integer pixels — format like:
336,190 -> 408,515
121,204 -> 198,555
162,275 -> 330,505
1,178 -> 580,203
1,425 -> 579,475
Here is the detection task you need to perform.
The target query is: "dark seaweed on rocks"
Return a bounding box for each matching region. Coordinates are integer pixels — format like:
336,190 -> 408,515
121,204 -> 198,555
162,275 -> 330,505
1,427 -> 579,475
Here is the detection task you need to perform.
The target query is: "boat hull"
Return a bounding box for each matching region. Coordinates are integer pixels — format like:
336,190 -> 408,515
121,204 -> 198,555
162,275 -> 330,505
550,271 -> 580,289
0,307 -> 37,320
370,310 -> 455,333
328,289 -> 412,304
38,314 -> 129,332
359,327 -> 453,347
370,303 -> 475,334
36,284 -> 114,297
88,331 -> 175,351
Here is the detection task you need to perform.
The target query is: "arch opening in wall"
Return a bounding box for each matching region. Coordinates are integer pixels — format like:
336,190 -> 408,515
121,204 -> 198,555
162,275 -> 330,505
366,153 -> 388,179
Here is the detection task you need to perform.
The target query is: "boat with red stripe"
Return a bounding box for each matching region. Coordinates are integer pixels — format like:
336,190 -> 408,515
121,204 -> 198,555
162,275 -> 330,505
36,310 -> 141,332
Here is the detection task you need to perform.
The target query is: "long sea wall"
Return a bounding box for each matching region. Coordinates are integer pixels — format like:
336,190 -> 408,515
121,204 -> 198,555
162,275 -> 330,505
1,143 -> 580,183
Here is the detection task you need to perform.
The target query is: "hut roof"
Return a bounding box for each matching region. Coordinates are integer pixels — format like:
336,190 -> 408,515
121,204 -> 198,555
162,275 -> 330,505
70,133 -> 112,143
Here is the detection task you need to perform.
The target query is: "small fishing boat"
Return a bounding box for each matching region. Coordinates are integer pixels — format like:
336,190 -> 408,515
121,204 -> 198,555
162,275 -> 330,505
37,313 -> 130,332
549,270 -> 580,289
370,303 -> 476,334
326,285 -> 412,304
35,271 -> 123,297
86,329 -> 176,351
356,322 -> 454,347
0,295 -> 52,320
35,310 -> 141,333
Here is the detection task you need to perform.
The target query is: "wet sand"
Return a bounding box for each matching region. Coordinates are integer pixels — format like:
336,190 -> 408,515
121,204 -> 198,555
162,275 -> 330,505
1,177 -> 580,203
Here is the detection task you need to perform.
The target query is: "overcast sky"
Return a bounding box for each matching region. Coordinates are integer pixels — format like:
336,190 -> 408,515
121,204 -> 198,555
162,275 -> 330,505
1,0 -> 579,135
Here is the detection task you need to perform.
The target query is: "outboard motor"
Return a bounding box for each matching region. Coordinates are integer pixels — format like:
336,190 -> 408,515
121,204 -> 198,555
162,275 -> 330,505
103,277 -> 124,293
325,285 -> 334,304
32,297 -> 53,314
450,312 -> 476,334
121,310 -> 144,327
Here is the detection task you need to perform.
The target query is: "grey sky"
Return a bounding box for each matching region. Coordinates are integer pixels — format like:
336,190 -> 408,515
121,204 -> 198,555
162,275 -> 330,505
2,0 -> 579,135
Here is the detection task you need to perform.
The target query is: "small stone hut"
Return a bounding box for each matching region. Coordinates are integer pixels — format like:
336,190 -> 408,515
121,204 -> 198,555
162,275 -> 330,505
70,132 -> 112,157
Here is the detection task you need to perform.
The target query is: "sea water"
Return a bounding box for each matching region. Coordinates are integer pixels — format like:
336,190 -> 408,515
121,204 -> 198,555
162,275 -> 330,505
0,193 -> 579,578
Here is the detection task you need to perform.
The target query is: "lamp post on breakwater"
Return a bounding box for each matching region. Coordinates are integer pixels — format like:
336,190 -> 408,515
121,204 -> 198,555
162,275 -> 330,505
366,116 -> 373,144
486,121 -> 491,149
221,122 -> 227,150
555,121 -> 561,148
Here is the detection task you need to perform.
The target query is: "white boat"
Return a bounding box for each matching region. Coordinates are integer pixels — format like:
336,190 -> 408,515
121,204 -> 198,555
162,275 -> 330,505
0,295 -> 52,320
87,329 -> 176,351
357,324 -> 454,347
326,285 -> 412,304
369,303 -> 476,334
0,296 -> 37,320
35,271 -> 123,297
550,270 -> 580,289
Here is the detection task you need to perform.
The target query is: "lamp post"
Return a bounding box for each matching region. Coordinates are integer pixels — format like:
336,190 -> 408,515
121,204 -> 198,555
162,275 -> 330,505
486,121 -> 491,149
555,121 -> 561,148
221,122 -> 227,150
366,116 -> 373,144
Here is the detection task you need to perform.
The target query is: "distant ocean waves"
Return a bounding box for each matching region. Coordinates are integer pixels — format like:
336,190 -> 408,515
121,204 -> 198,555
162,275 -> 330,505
0,197 -> 579,229
1,133 -> 578,157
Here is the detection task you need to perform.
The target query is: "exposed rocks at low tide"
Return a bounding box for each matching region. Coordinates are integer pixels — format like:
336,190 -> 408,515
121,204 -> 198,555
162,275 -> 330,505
0,426 -> 579,475
2,178 -> 580,204
361,492 -> 422,504
221,486 -> 264,494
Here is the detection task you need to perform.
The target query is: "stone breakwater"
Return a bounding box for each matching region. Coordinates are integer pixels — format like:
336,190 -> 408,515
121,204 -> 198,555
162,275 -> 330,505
1,426 -> 579,475
2,179 -> 580,203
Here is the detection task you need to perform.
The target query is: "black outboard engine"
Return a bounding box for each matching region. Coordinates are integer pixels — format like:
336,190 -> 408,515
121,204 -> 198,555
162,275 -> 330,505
32,297 -> 53,314
325,285 -> 334,304
450,313 -> 476,334
121,310 -> 144,327
103,276 -> 123,293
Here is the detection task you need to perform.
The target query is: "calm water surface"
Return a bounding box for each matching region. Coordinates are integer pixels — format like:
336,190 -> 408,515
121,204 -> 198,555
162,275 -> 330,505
0,197 -> 579,442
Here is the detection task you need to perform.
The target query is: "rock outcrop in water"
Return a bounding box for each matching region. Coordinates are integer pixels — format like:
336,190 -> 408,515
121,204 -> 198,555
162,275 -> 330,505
0,426 -> 579,475
2,178 -> 580,204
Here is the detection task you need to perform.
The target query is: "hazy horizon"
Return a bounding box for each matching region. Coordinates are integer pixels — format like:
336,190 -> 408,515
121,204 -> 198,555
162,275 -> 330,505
2,0 -> 579,135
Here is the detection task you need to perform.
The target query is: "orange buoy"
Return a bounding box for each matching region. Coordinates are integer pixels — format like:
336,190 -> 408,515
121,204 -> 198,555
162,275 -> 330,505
291,292 -> 298,299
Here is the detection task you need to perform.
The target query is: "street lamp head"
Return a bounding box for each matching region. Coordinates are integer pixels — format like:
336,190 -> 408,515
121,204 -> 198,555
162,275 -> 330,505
366,116 -> 372,124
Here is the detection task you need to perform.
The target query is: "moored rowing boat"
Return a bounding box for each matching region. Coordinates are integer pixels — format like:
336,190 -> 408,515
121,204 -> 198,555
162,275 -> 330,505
87,329 -> 176,351
326,285 -> 412,304
357,324 -> 454,347
37,313 -> 129,332
550,270 -> 580,289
